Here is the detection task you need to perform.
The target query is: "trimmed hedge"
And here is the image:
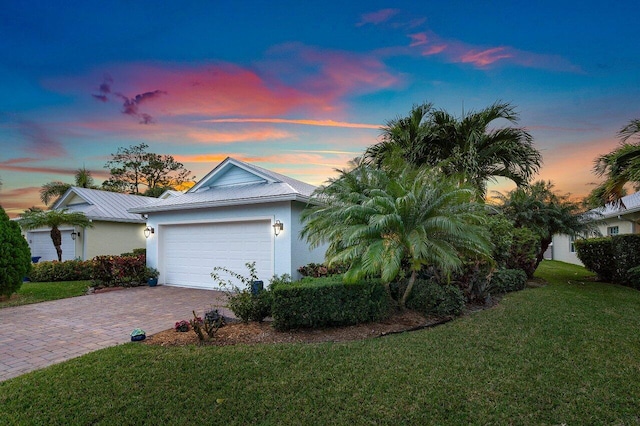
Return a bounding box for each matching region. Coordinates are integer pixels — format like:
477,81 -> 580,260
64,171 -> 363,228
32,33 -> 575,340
271,277 -> 390,331
490,268 -> 527,293
92,254 -> 146,287
406,279 -> 465,317
0,206 -> 31,297
29,259 -> 94,282
611,234 -> 640,285
575,237 -> 614,281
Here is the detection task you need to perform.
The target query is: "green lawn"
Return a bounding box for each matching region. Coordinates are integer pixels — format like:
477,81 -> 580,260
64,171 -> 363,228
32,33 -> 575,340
0,280 -> 90,308
1,261 -> 639,425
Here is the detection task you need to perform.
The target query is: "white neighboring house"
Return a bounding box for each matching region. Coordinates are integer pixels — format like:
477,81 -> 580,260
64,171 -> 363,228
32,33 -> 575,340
23,187 -> 157,262
551,192 -> 640,266
128,157 -> 328,290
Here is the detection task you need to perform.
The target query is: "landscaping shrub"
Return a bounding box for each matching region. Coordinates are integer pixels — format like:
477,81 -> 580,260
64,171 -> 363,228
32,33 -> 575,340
490,268 -> 527,293
625,265 -> 640,290
29,259 -> 94,282
575,237 -> 615,281
486,214 -> 515,268
611,234 -> 640,285
297,262 -> 348,278
120,248 -> 146,257
405,278 -> 465,317
0,206 -> 31,297
92,254 -> 146,287
506,227 -> 540,278
271,277 -> 390,331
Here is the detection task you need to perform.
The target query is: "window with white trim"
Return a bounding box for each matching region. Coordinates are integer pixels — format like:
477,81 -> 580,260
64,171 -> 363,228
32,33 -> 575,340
607,226 -> 619,236
570,236 -> 576,253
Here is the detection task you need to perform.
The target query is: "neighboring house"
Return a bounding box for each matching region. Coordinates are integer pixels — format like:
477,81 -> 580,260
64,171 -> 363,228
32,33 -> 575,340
129,157 -> 327,290
23,187 -> 156,261
551,192 -> 640,266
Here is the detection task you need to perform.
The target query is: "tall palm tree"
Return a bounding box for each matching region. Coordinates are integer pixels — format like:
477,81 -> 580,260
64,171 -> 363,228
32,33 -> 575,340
365,101 -> 542,199
18,209 -> 92,261
589,118 -> 640,206
40,167 -> 97,205
301,163 -> 491,309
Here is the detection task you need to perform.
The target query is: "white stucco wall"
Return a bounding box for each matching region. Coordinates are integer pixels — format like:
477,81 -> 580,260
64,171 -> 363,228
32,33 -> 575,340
145,201 -> 328,285
551,234 -> 583,266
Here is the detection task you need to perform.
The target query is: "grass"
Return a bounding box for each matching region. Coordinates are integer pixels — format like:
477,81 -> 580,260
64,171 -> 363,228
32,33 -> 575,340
1,261 -> 639,424
0,280 -> 90,308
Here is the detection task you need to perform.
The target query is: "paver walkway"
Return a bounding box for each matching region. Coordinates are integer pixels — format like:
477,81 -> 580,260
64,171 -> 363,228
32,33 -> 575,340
0,286 -> 229,382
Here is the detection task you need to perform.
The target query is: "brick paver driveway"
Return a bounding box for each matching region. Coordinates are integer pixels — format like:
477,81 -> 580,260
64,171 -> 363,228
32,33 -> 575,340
0,286 -> 229,382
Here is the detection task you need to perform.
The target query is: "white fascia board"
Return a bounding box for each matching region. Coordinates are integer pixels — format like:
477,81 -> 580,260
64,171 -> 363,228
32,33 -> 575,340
128,194 -> 312,214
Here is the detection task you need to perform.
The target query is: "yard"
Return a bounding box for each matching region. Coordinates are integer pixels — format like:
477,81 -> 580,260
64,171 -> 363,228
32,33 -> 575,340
1,261 -> 639,424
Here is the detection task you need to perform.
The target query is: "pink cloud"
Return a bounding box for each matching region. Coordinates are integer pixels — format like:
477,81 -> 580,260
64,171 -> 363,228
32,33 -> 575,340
187,128 -> 292,144
356,9 -> 399,26
0,158 -> 109,179
459,47 -> 513,67
409,33 -> 428,47
16,120 -> 67,157
201,118 -> 380,129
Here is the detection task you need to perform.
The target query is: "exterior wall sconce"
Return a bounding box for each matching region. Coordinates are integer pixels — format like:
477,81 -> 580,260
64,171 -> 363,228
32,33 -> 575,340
71,231 -> 80,241
272,220 -> 283,237
144,226 -> 155,238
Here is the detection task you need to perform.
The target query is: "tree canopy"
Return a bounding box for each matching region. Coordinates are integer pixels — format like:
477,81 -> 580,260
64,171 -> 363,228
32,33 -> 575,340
365,101 -> 542,199
18,209 -> 92,262
0,205 -> 31,297
40,167 -> 97,205
102,143 -> 194,195
301,161 -> 492,309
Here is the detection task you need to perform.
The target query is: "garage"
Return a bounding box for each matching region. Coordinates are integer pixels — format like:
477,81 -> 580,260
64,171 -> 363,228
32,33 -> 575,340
160,220 -> 273,289
26,229 -> 75,262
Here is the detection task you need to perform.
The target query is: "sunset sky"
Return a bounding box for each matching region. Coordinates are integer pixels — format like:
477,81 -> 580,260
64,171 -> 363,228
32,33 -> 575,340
1,1 -> 639,217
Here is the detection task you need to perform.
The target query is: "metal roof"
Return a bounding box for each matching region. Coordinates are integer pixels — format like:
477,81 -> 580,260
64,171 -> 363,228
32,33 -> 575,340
129,158 -> 318,214
595,192 -> 640,219
53,187 -> 156,223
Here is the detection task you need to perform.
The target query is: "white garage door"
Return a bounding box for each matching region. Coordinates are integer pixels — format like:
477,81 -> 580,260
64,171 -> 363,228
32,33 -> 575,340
27,230 -> 75,262
161,220 -> 273,289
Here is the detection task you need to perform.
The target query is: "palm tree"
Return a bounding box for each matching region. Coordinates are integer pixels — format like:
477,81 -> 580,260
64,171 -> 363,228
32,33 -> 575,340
589,118 -> 640,206
301,163 -> 492,309
40,167 -> 97,205
365,101 -> 542,199
18,209 -> 92,261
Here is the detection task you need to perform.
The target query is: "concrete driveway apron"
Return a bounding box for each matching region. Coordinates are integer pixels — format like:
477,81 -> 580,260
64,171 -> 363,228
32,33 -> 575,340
0,286 -> 229,382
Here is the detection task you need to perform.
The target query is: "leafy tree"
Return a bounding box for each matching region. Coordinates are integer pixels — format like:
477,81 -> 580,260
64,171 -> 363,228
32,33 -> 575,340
103,143 -> 194,194
494,181 -> 593,276
588,118 -> 640,207
0,205 -> 31,297
301,162 -> 491,309
40,167 -> 98,205
18,209 -> 92,261
365,101 -> 542,199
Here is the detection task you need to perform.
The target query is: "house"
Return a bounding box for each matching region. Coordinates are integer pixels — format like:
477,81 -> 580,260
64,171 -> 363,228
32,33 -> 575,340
24,188 -> 157,261
551,192 -> 640,265
128,157 -> 327,290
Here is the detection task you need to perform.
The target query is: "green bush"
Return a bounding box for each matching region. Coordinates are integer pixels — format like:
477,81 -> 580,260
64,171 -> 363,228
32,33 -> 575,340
611,234 -> 640,285
406,279 -> 465,317
0,206 -> 31,297
507,227 -> 540,278
575,237 -> 615,281
29,259 -> 94,282
297,262 -> 348,278
486,214 -> 515,268
226,289 -> 272,323
490,268 -> 527,293
92,255 -> 146,287
625,265 -> 640,290
271,277 -> 390,331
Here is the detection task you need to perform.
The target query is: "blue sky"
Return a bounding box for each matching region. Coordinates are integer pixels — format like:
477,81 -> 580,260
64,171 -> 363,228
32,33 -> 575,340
1,1 -> 639,216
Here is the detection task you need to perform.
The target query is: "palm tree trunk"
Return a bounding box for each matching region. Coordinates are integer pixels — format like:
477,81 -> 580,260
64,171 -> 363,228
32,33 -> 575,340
50,226 -> 62,262
399,270 -> 417,310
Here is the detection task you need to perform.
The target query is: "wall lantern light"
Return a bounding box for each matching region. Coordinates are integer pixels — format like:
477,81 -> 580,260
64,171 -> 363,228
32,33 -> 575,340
144,226 -> 155,239
272,220 -> 284,237
71,230 -> 80,241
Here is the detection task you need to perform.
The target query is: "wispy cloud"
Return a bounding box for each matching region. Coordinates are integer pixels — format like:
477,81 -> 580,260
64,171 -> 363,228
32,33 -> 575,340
92,75 -> 166,124
187,128 -> 292,144
16,120 -> 67,157
0,158 -> 109,179
200,118 -> 380,129
356,9 -> 399,26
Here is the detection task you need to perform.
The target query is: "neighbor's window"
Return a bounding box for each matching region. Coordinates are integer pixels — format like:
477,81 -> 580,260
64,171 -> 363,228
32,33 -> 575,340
570,236 -> 576,253
607,226 -> 619,236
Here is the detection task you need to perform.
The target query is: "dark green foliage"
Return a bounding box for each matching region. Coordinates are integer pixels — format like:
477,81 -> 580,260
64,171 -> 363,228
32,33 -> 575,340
226,290 -> 272,323
486,214 -> 515,268
29,259 -> 94,282
611,234 -> 640,286
120,248 -> 146,257
297,262 -> 348,278
491,269 -> 527,293
626,266 -> 640,290
92,255 -> 146,287
451,261 -> 494,303
0,206 -> 31,297
405,279 -> 465,317
271,277 -> 391,330
506,227 -> 540,278
575,237 -> 615,281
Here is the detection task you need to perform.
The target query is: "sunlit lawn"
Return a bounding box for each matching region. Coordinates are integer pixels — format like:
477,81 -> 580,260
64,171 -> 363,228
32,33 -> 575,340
0,280 -> 90,308
1,261 -> 639,424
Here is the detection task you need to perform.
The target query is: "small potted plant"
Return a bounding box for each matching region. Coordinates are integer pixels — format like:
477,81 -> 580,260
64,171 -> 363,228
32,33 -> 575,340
145,267 -> 160,287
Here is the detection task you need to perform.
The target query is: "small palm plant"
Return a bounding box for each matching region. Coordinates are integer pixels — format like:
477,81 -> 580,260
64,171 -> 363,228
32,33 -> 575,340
18,208 -> 92,261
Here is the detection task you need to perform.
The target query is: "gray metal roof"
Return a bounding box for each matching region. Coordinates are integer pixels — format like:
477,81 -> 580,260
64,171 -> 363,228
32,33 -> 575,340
595,192 -> 640,219
53,187 -> 156,223
129,158 -> 318,214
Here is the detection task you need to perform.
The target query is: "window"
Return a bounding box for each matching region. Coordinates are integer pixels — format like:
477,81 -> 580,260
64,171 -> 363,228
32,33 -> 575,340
570,236 -> 576,253
607,226 -> 619,236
